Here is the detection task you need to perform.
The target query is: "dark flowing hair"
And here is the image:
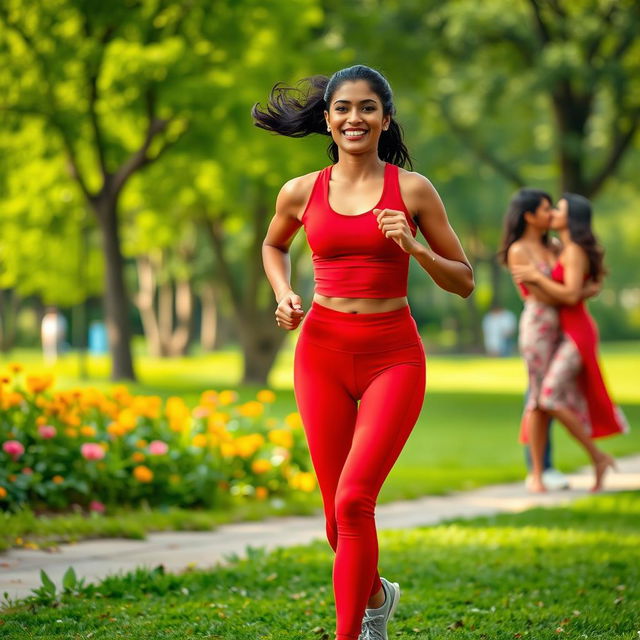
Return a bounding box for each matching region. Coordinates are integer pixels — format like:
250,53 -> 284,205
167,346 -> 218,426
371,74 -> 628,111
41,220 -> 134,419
251,65 -> 413,168
563,193 -> 605,281
499,188 -> 553,265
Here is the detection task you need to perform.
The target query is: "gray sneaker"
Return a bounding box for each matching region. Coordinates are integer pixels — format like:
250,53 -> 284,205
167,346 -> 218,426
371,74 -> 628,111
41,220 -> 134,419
358,577 -> 400,640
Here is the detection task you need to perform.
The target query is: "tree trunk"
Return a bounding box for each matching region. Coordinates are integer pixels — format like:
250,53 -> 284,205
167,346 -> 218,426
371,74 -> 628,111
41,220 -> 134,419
200,282 -> 218,351
135,256 -> 163,357
237,310 -> 289,385
169,278 -> 193,356
94,196 -> 136,380
0,289 -> 19,353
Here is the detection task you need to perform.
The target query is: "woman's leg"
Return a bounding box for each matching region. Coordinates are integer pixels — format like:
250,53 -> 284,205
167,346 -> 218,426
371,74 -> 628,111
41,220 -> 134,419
539,339 -> 613,490
333,345 -> 426,640
528,408 -> 551,492
293,339 -> 384,602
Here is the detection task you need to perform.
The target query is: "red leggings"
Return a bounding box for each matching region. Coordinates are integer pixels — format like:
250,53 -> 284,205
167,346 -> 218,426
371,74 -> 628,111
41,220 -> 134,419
293,301 -> 426,640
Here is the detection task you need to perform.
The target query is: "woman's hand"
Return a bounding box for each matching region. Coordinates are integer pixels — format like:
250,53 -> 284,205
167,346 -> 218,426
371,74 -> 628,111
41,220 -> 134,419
374,208 -> 418,254
511,263 -> 541,284
275,290 -> 305,331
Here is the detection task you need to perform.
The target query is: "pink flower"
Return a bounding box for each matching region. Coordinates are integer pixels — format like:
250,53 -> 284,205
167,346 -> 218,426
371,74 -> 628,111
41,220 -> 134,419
148,440 -> 168,456
38,424 -> 57,439
81,443 -> 105,460
89,500 -> 105,513
2,440 -> 25,460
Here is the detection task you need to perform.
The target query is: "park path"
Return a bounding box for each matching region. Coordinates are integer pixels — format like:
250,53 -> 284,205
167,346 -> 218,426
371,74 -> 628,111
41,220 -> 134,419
1,455 -> 639,605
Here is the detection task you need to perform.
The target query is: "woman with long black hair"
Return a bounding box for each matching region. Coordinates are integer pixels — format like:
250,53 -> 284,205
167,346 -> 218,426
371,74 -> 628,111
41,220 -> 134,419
254,65 -> 474,640
511,194 -> 627,493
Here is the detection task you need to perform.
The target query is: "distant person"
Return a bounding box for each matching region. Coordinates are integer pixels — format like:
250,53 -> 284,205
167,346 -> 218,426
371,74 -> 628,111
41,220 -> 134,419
500,189 -> 604,491
41,307 -> 67,364
511,194 -> 627,492
256,65 -> 474,640
482,305 -> 516,356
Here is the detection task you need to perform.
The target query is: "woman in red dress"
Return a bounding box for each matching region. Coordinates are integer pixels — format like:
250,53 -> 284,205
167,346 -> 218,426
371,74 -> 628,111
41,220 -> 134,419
512,194 -> 628,492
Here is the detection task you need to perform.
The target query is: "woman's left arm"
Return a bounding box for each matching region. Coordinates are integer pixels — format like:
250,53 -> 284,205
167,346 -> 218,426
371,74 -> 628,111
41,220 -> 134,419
511,244 -> 587,305
376,172 -> 474,298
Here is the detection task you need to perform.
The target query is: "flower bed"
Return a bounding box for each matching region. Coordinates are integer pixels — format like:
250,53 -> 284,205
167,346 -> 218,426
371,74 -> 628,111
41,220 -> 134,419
0,364 -> 315,513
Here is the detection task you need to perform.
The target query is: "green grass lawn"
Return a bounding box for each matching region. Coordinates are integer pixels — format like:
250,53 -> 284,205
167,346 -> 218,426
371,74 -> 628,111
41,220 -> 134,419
1,491 -> 638,638
1,343 -> 639,549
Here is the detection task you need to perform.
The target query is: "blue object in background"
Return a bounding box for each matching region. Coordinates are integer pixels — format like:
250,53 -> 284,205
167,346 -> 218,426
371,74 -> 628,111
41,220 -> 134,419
88,321 -> 108,354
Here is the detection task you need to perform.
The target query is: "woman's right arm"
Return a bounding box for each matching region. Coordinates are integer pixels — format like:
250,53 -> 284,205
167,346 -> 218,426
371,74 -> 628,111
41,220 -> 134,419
262,174 -> 315,331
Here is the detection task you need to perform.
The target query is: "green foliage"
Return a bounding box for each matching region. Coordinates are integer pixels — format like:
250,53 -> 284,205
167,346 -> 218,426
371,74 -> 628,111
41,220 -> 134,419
1,492 -> 638,638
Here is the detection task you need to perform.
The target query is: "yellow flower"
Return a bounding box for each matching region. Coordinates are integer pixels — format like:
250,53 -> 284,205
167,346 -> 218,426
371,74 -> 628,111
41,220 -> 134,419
235,434 -> 265,458
1,392 -> 23,410
285,412 -> 303,430
0,487 -> 7,499
200,390 -> 218,406
80,425 -> 96,437
52,475 -> 64,485
192,434 -> 208,448
132,452 -> 146,463
136,439 -> 148,448
36,416 -> 47,426
255,486 -> 269,500
218,389 -> 238,406
133,465 -> 154,483
117,409 -> 137,431
238,401 -> 264,418
220,442 -> 236,458
251,459 -> 273,474
8,362 -> 23,374
268,429 -> 294,449
65,427 -> 78,438
290,471 -> 316,492
256,389 -> 276,403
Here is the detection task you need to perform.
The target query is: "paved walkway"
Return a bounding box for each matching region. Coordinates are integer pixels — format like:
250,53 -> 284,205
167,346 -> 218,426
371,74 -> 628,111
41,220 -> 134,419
1,455 -> 639,605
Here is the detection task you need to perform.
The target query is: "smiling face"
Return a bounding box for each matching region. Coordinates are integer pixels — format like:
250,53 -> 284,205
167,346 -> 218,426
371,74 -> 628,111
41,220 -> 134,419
524,196 -> 553,231
324,80 -> 391,156
551,198 -> 569,230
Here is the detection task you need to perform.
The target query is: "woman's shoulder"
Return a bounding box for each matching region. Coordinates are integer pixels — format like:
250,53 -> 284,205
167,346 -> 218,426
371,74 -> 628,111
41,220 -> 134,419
397,167 -> 437,196
279,169 -> 323,204
276,169 -> 324,221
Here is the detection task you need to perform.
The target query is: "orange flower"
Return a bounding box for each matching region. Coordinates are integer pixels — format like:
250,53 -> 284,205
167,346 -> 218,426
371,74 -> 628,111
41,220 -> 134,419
251,459 -> 273,474
132,452 -> 146,463
256,389 -> 276,403
107,422 -> 126,438
220,442 -> 236,458
65,427 -> 78,438
26,374 -> 54,394
136,439 -> 148,448
9,363 -> 23,374
80,425 -> 96,437
117,409 -> 137,431
133,465 -> 154,483
235,434 -> 265,458
255,486 -> 269,500
238,401 -> 264,418
0,487 -> 7,499
52,475 -> 64,485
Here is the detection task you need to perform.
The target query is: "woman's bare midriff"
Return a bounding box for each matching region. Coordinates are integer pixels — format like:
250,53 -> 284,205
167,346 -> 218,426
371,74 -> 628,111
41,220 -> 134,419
313,293 -> 408,314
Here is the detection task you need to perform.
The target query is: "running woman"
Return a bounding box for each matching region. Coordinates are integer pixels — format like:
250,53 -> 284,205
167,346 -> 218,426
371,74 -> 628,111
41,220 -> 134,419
255,65 -> 474,640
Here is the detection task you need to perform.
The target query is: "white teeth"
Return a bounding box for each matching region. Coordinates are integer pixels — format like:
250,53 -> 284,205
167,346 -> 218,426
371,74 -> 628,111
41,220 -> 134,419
344,130 -> 367,137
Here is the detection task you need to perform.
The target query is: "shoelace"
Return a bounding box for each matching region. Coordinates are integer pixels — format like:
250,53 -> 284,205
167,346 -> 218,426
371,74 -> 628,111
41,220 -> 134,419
359,613 -> 387,640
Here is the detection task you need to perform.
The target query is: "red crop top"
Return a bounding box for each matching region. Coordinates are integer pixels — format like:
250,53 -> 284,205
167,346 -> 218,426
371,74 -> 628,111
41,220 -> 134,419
300,162 -> 417,298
